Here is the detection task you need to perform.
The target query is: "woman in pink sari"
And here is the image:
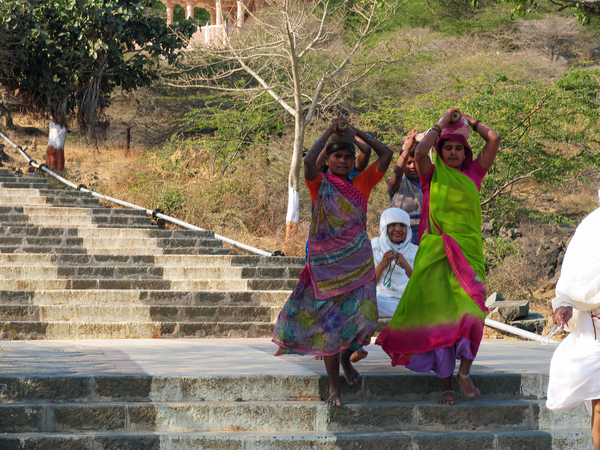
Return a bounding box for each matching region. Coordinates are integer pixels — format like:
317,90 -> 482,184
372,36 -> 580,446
273,118 -> 392,406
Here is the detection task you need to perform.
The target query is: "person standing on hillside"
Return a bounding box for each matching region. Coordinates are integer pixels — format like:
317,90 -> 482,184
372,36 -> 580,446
273,118 -> 392,407
546,192 -> 600,450
376,108 -> 500,405
387,129 -> 426,244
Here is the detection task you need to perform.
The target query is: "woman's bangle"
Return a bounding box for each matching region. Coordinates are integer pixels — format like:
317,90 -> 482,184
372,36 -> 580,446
432,124 -> 441,136
368,135 -> 373,142
472,120 -> 481,132
315,138 -> 325,147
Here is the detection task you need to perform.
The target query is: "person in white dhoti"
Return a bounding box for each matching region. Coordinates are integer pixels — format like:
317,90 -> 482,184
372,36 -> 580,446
372,208 -> 419,318
547,189 -> 600,450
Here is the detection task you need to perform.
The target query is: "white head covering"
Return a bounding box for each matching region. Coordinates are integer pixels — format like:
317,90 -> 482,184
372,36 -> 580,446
371,208 -> 418,299
376,207 -> 412,255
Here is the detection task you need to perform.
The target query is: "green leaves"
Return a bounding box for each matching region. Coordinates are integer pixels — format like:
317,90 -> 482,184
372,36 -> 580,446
360,65 -> 600,225
0,0 -> 194,127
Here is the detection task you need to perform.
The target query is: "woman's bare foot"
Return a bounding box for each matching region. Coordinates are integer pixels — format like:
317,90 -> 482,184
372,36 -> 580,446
457,372 -> 480,399
350,349 -> 368,363
314,355 -> 324,360
340,349 -> 360,385
325,391 -> 342,406
437,390 -> 455,404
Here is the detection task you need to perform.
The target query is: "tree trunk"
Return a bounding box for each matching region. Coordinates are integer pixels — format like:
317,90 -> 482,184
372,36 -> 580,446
125,126 -> 131,157
0,102 -> 15,130
285,116 -> 305,241
46,120 -> 66,172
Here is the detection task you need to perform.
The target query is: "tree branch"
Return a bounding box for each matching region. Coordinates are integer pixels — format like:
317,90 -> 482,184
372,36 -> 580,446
511,93 -> 550,132
481,167 -> 544,206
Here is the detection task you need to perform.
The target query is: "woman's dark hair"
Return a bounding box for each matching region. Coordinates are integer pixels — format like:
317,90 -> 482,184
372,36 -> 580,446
325,142 -> 356,157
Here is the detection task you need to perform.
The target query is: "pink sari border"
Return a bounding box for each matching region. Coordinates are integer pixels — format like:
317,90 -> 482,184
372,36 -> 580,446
443,234 -> 488,313
376,314 -> 484,365
326,173 -> 368,212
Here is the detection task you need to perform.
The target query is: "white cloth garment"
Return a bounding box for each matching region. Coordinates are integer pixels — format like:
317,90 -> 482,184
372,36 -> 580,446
371,208 -> 418,318
546,201 -> 600,415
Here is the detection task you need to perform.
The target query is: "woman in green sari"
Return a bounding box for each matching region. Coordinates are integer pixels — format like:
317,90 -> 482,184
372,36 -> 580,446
376,108 -> 500,405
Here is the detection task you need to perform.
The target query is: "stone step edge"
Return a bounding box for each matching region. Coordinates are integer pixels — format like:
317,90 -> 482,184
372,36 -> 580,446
0,430 -> 594,450
0,372 -> 548,402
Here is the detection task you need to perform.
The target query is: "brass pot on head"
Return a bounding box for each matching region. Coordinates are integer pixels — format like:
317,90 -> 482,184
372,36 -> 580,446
336,120 -> 349,133
329,119 -> 355,145
450,111 -> 461,123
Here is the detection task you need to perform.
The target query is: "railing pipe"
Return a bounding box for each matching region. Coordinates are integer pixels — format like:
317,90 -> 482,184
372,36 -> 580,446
485,318 -> 559,345
0,130 -> 273,257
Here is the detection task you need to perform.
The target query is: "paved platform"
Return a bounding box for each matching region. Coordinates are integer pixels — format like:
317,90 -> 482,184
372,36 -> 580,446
0,338 -> 558,376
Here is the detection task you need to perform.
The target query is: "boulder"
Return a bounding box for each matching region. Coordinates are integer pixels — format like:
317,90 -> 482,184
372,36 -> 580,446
485,292 -> 505,309
509,312 -> 547,333
486,300 -> 529,322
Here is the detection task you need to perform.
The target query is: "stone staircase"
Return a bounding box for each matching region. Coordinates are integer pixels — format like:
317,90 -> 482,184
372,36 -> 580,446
0,371 -> 592,449
0,168 -> 592,449
0,168 -> 303,340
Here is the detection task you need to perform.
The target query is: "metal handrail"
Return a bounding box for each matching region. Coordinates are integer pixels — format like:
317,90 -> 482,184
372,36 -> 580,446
0,130 -> 273,257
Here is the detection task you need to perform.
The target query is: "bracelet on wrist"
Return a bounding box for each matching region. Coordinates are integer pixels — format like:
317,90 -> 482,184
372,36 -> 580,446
472,120 -> 481,132
316,138 -> 325,148
368,135 -> 373,142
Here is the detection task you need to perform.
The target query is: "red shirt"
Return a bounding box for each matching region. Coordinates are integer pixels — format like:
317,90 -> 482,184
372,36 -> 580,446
306,162 -> 386,203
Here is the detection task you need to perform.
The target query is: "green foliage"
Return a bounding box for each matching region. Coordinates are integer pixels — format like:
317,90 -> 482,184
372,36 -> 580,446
0,0 -> 196,126
501,0 -> 599,23
152,2 -> 211,25
483,237 -> 520,269
361,65 -> 600,225
382,0 -> 515,35
178,95 -> 286,173
156,187 -> 186,215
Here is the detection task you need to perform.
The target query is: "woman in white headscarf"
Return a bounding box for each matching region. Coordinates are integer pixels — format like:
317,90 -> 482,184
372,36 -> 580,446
546,189 -> 600,450
372,208 -> 419,318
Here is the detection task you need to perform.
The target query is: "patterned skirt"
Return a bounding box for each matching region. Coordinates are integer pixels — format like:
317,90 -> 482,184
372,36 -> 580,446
273,277 -> 379,356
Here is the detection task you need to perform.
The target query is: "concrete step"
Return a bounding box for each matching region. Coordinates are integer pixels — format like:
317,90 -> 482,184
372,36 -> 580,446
0,430 -> 593,450
0,246 -> 229,256
0,193 -> 100,207
0,399 -> 586,433
0,236 -> 224,250
0,213 -> 153,228
0,289 -> 291,307
0,277 -> 295,290
0,304 -> 276,323
0,320 -> 275,339
0,253 -> 303,267
0,180 -> 49,187
0,372 -> 547,403
1,265 -> 301,281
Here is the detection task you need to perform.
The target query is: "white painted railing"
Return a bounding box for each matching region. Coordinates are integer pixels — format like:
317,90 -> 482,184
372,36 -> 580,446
0,130 -> 274,257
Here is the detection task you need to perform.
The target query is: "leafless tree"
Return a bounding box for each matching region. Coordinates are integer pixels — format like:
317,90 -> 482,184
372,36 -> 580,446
165,0 -> 405,240
516,15 -> 581,61
547,0 -> 600,16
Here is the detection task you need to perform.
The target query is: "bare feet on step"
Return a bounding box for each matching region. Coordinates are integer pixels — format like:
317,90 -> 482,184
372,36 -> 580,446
350,349 -> 368,363
457,372 -> 480,399
437,390 -> 455,404
340,348 -> 360,385
325,390 -> 342,406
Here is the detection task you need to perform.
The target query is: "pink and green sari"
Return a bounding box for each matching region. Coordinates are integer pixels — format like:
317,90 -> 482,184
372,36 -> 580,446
376,151 -> 488,376
273,174 -> 378,356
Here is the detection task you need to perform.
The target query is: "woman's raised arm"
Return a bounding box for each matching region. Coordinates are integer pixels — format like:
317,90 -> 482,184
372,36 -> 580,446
462,113 -> 501,171
414,108 -> 459,175
305,119 -> 342,181
354,129 -> 392,173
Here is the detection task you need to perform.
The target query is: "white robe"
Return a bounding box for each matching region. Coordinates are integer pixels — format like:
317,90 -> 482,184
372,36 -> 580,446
546,205 -> 600,415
